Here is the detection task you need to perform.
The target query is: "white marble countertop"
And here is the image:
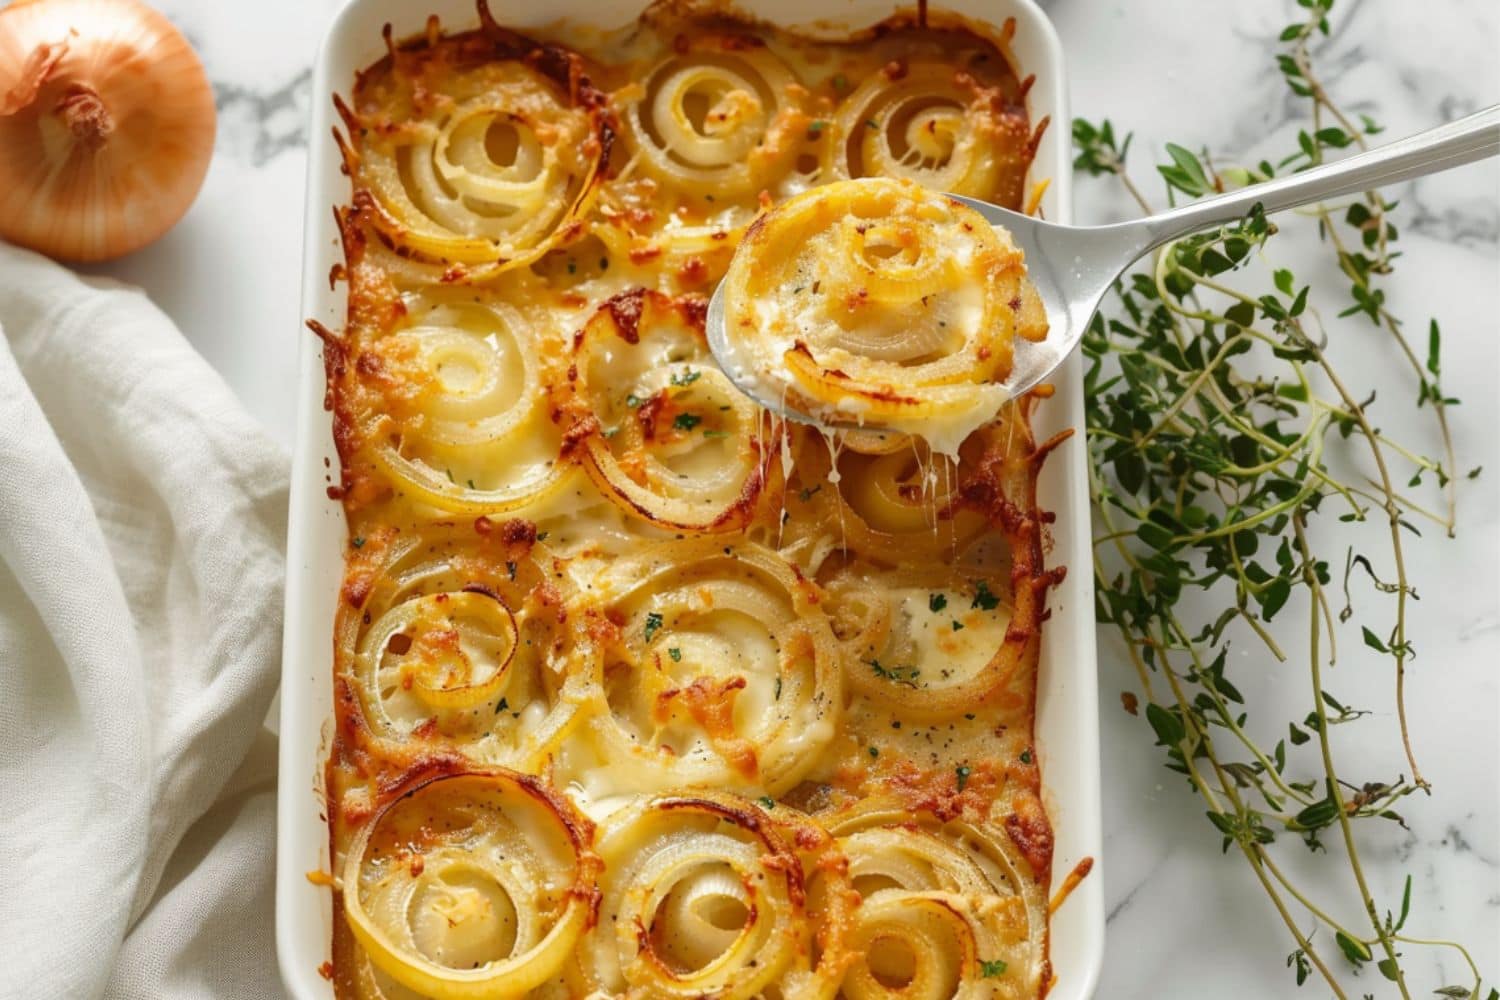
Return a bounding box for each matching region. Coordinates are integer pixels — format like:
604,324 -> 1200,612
81,0 -> 1499,995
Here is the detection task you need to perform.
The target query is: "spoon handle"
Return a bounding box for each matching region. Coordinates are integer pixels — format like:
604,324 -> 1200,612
1131,104 -> 1500,252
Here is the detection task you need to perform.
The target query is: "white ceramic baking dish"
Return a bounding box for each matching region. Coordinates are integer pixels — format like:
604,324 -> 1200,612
277,1 -> 1103,995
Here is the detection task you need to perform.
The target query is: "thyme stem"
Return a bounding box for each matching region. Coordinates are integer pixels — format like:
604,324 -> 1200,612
1072,1 -> 1480,991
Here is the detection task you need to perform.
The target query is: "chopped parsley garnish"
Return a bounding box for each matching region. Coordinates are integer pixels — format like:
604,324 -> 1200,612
798,484 -> 822,502
832,73 -> 848,91
952,620 -> 965,631
868,658 -> 919,684
868,745 -> 879,759
929,593 -> 948,613
668,647 -> 682,662
495,697 -> 509,715
774,677 -> 782,700
602,426 -> 620,438
806,120 -> 827,138
670,369 -> 701,387
979,959 -> 1008,978
445,468 -> 456,483
351,536 -> 365,549
758,796 -> 775,809
1020,748 -> 1033,764
644,612 -> 663,642
536,531 -> 549,541
702,429 -> 730,439
673,413 -> 702,432
626,393 -> 643,408
466,479 -> 476,489
865,118 -> 879,130
955,764 -> 972,792
566,259 -> 577,274
971,580 -> 1000,611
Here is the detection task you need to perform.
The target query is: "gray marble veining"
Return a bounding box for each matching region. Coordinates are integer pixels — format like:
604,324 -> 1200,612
214,71 -> 313,167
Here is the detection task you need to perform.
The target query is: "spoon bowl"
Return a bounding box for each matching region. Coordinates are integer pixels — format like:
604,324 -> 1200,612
707,105 -> 1499,428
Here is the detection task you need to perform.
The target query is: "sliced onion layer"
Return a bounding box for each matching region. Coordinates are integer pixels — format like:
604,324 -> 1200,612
817,565 -> 1015,716
342,769 -> 600,1000
623,41 -> 805,200
364,290 -> 570,514
345,52 -> 603,268
337,534 -> 583,770
564,539 -> 841,798
600,34 -> 817,285
825,63 -> 1032,203
583,793 -> 851,999
567,290 -> 774,533
815,803 -> 1046,999
783,428 -> 990,569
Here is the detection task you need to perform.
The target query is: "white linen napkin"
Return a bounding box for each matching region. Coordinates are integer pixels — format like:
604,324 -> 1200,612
0,241 -> 288,1000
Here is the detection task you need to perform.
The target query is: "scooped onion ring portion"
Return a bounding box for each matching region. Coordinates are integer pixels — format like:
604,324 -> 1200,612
341,769 -> 600,999
718,177 -> 1047,455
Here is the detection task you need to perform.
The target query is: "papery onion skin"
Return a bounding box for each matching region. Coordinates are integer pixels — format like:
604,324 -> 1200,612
0,0 -> 216,262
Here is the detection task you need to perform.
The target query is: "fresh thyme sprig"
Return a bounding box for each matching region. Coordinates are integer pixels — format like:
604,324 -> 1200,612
1075,0 -> 1489,995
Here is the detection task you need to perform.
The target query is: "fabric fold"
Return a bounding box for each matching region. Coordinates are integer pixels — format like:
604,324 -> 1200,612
0,241 -> 289,1000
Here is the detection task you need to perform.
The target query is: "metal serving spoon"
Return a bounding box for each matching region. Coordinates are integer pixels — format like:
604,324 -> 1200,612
707,105 -> 1500,425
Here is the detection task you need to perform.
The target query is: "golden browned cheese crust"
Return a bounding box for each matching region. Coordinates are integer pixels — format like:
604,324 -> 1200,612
319,4 -> 1060,997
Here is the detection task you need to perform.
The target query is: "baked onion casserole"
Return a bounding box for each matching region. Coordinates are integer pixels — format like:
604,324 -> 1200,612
317,4 -> 1062,997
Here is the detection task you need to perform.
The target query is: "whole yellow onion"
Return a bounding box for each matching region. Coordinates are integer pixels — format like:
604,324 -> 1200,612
0,0 -> 216,261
